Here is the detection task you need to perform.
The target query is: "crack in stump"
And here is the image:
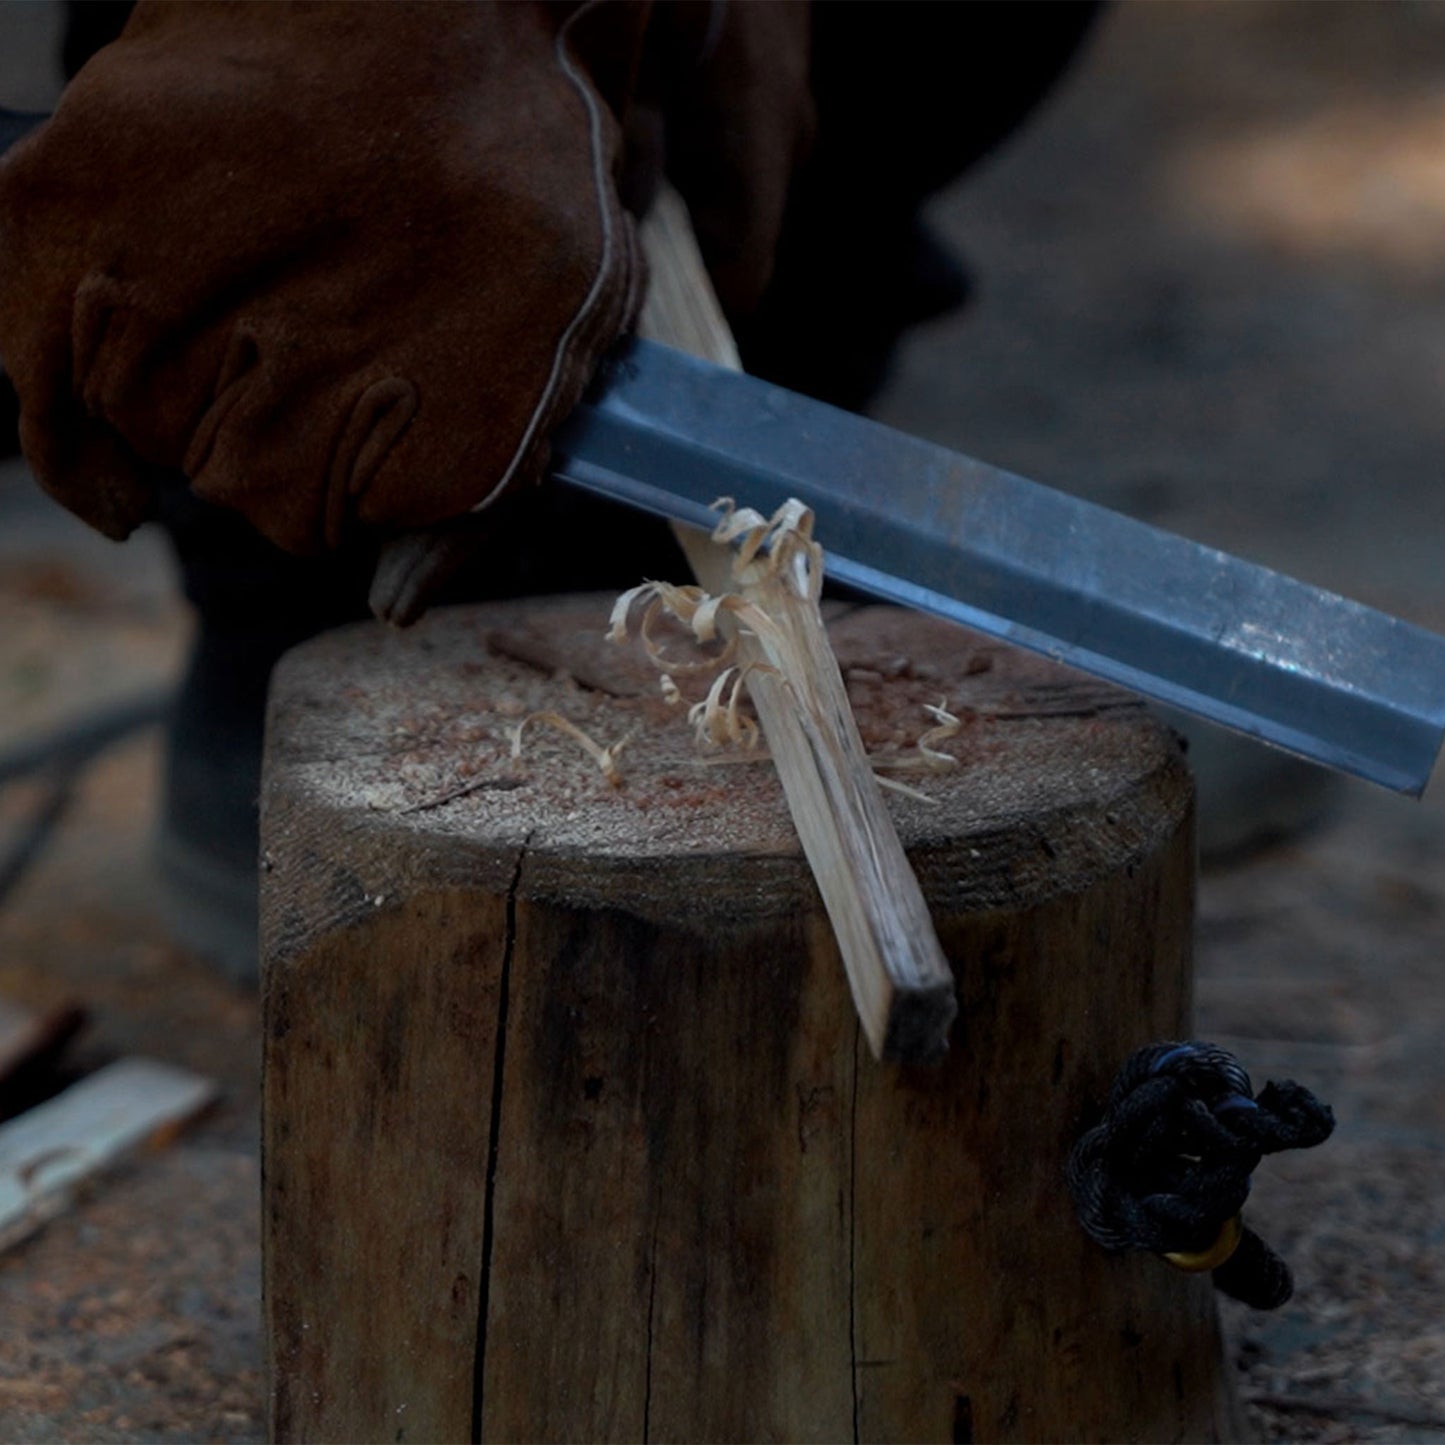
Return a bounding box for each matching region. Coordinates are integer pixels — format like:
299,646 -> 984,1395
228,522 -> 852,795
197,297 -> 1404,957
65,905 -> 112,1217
470,838 -> 529,1443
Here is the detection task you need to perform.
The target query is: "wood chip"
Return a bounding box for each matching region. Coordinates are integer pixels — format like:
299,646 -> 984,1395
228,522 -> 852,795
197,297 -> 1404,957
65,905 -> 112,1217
0,1058 -> 218,1254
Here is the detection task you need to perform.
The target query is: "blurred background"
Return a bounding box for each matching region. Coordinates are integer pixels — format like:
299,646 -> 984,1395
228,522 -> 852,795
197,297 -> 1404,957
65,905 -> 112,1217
3,2 -> 1445,1439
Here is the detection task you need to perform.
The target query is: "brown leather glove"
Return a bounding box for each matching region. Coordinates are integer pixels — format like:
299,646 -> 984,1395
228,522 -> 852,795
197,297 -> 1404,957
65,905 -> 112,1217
0,1 -> 645,556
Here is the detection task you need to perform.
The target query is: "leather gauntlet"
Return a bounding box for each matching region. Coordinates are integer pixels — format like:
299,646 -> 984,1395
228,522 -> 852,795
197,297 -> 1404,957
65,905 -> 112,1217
0,1 -> 644,553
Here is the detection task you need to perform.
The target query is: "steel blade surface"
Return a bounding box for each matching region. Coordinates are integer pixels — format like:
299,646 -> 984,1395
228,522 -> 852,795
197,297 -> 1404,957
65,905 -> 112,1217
553,339 -> 1445,795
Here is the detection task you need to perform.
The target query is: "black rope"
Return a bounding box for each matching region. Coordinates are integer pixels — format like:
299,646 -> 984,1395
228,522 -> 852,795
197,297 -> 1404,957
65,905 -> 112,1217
1067,1040 -> 1334,1309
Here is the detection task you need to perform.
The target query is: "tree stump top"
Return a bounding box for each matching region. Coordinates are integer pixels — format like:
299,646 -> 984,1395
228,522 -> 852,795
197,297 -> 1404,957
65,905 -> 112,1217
264,597 -> 1190,944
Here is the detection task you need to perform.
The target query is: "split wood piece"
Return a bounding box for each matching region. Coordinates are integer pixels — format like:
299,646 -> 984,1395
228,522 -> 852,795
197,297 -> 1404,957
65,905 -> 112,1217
637,189 -> 956,1062
260,597 -> 1243,1444
0,1057 -> 217,1254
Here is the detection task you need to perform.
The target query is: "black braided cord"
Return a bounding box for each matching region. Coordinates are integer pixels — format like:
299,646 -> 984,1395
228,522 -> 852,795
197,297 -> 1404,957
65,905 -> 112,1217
1067,1041 -> 1334,1309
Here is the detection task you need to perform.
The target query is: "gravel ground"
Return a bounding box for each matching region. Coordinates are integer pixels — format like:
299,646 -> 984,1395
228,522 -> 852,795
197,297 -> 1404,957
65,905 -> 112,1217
3,2 -> 1445,1440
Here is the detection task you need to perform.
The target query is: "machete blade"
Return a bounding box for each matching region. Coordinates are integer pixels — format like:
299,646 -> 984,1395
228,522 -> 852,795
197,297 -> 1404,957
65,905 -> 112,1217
553,339 -> 1445,795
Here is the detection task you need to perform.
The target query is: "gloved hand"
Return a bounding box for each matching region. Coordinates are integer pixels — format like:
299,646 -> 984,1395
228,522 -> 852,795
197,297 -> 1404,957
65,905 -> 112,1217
363,0 -> 816,623
0,1 -> 646,559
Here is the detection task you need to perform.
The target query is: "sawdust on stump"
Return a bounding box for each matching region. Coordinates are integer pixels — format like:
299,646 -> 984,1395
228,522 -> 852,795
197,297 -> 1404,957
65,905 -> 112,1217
264,596 -> 1187,928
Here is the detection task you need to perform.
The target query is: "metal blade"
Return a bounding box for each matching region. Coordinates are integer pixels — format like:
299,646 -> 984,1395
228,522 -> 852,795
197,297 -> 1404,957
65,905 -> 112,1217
553,338 -> 1445,795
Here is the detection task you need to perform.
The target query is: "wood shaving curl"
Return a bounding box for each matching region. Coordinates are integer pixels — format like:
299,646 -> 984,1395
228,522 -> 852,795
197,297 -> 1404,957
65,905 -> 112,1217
711,497 -> 822,602
608,499 -> 945,797
872,699 -> 964,774
608,501 -> 823,699
874,774 -> 939,805
607,581 -> 738,675
687,665 -> 776,752
509,711 -> 633,789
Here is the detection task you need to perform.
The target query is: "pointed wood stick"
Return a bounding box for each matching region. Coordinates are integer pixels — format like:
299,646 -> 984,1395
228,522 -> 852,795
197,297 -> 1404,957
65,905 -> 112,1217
636,190 -> 957,1062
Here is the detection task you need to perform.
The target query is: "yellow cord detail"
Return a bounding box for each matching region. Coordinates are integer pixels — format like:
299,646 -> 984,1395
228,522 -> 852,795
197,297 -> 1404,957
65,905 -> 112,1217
1164,1214 -> 1243,1273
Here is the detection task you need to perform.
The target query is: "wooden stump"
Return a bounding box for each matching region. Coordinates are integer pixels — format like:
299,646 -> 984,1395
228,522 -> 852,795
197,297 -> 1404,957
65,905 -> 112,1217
261,596 -> 1242,1444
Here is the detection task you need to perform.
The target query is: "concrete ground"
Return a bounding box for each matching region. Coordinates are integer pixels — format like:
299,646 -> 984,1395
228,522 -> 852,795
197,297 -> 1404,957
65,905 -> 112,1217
2,2 -> 1445,1440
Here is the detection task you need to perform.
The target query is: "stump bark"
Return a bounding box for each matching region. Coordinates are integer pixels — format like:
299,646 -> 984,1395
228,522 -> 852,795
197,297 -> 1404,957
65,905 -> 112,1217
261,595 -> 1242,1443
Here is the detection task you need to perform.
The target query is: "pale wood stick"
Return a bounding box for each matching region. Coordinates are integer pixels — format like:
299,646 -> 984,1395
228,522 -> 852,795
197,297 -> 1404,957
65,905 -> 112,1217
0,1058 -> 217,1254
637,189 -> 957,1062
